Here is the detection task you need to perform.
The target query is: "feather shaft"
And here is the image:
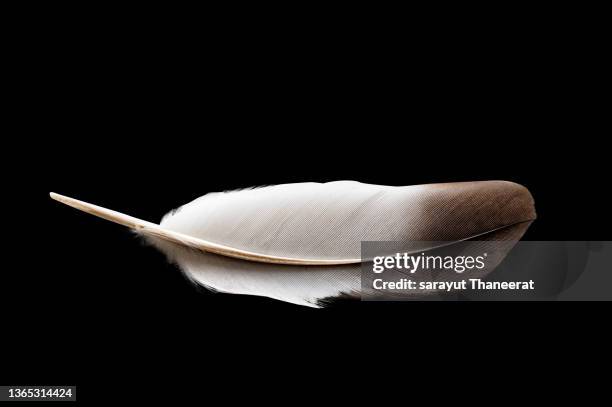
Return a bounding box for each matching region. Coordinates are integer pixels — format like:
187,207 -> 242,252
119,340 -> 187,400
49,192 -> 360,265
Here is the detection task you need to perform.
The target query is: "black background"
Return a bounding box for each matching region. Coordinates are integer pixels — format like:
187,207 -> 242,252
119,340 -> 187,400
2,5 -> 609,403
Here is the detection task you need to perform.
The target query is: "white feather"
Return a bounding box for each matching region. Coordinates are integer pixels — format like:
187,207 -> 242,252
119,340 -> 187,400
51,180 -> 536,307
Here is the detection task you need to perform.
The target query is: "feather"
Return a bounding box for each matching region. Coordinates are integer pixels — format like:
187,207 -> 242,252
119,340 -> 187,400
50,180 -> 536,307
